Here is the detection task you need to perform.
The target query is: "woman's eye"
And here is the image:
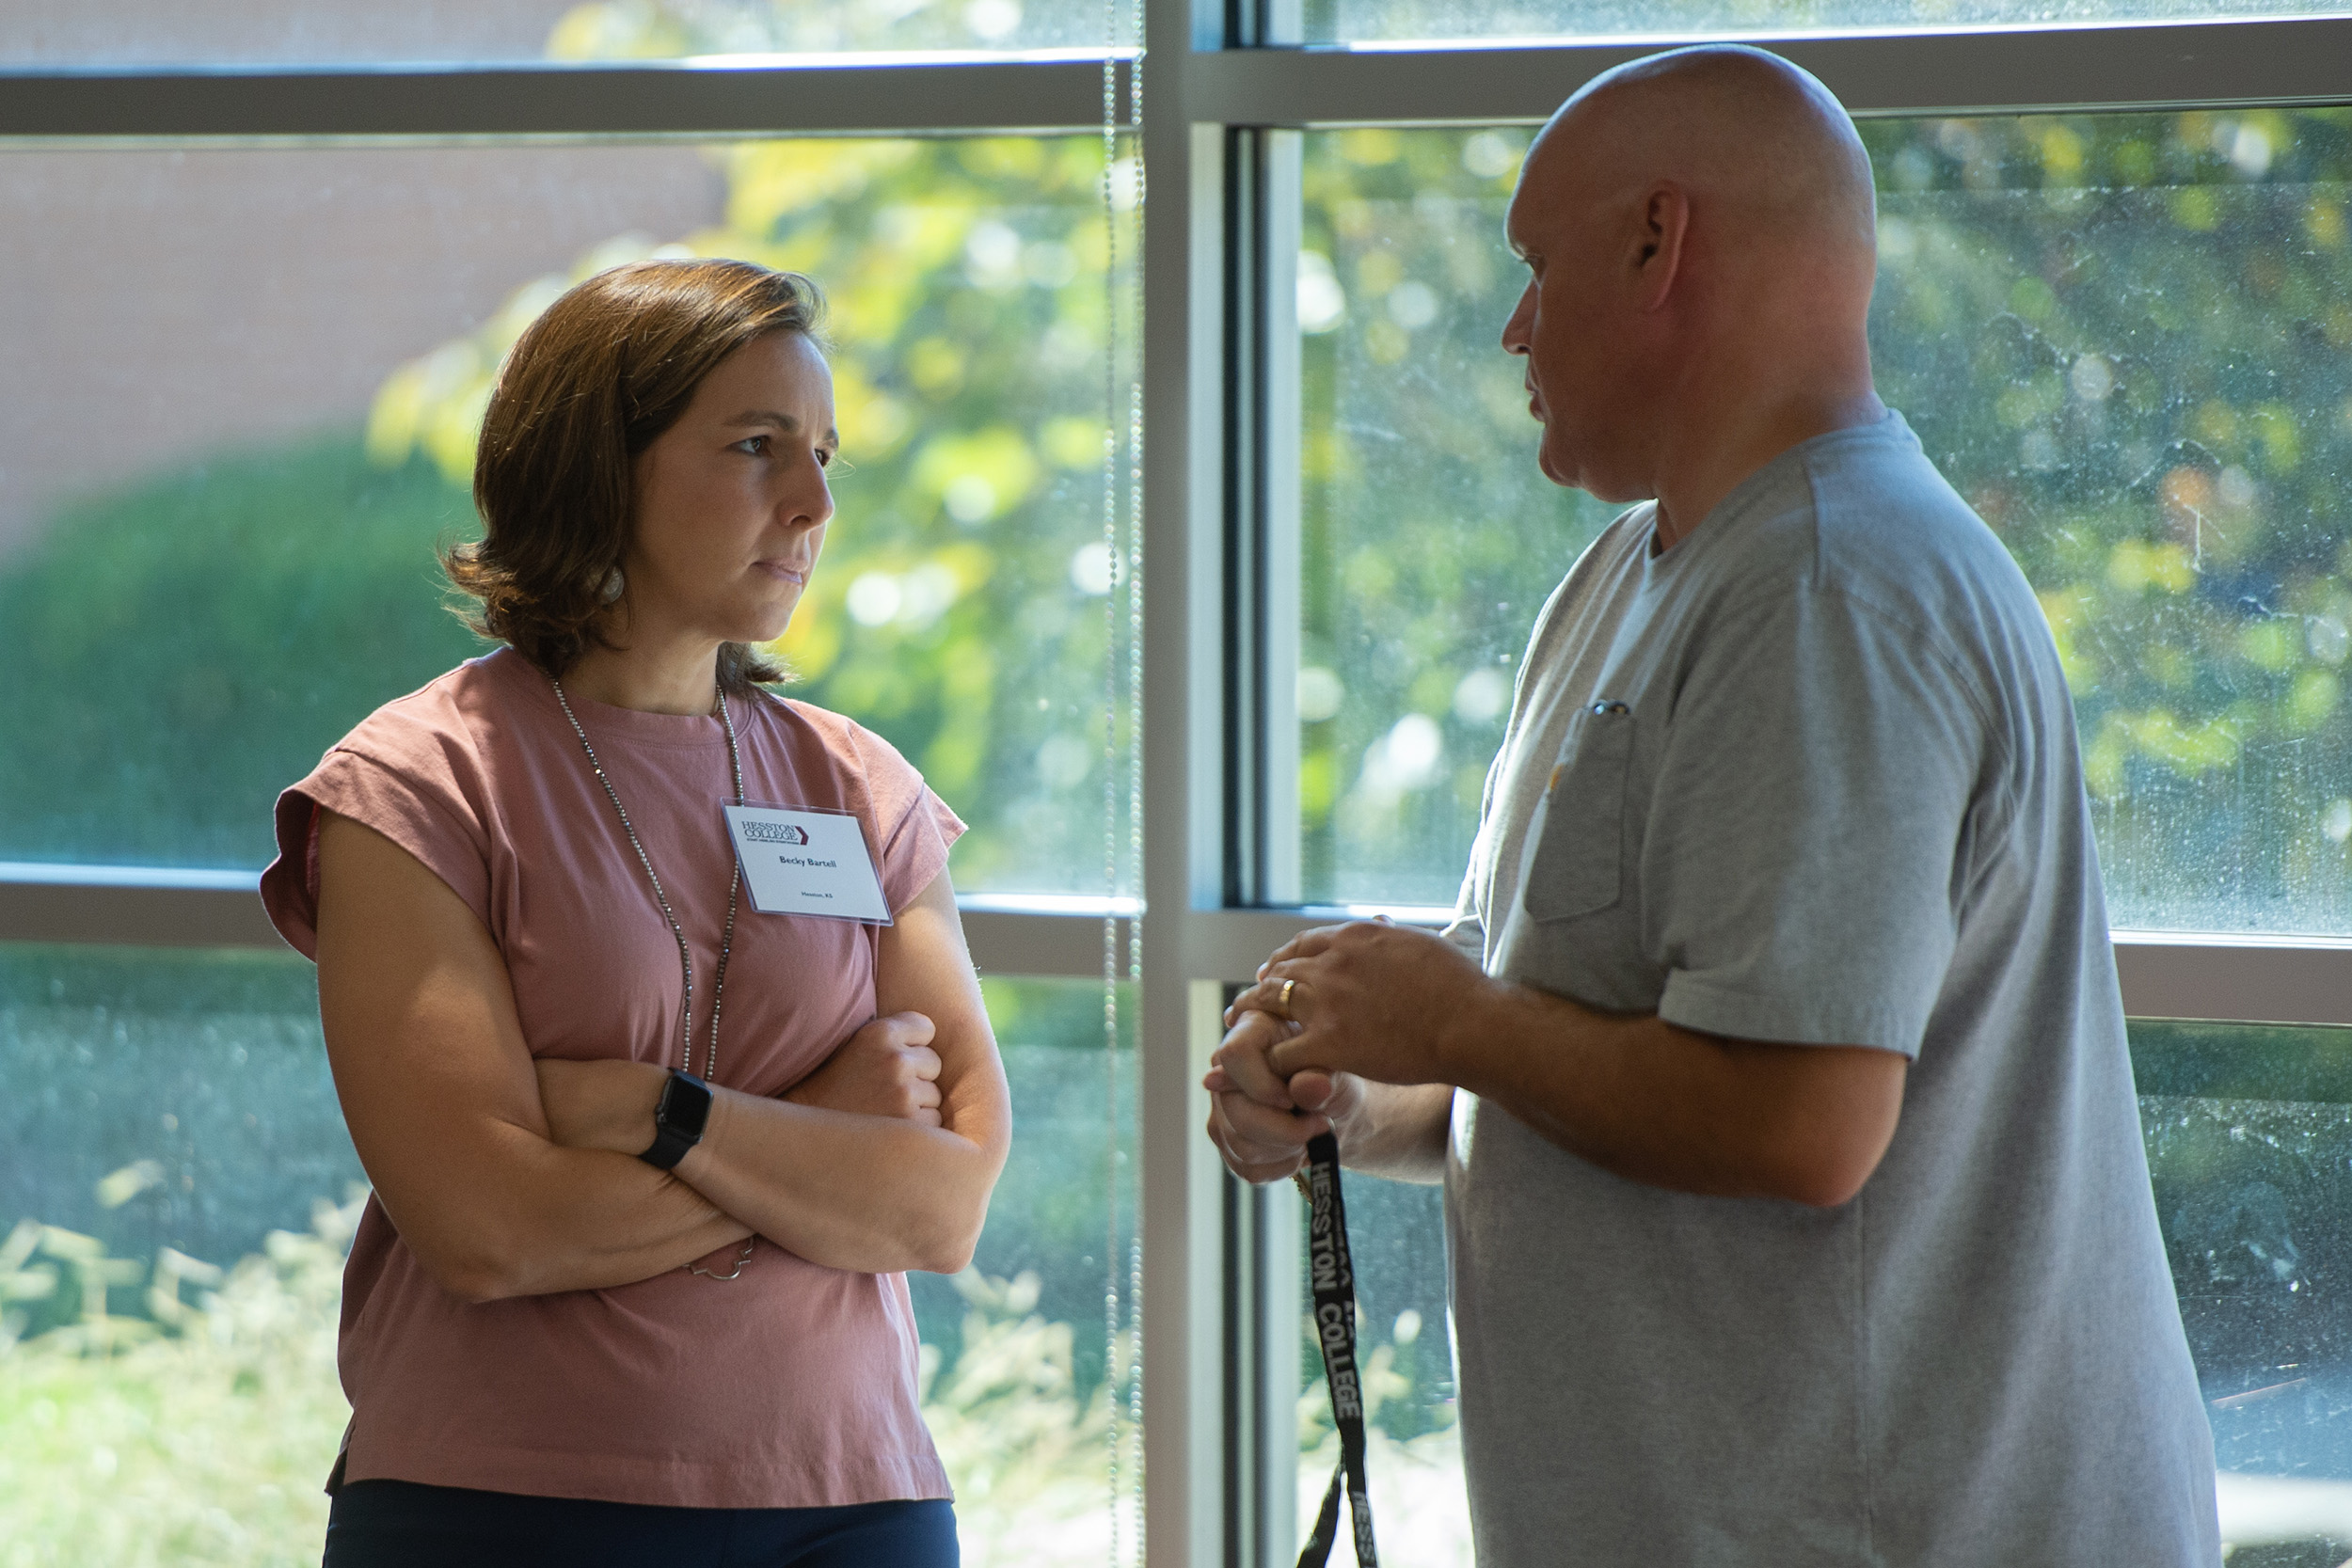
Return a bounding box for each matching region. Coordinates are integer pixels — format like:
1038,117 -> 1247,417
817,449 -> 835,469
735,435 -> 769,455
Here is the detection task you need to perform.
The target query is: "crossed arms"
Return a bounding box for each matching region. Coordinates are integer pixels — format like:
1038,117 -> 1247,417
314,811 -> 1010,1304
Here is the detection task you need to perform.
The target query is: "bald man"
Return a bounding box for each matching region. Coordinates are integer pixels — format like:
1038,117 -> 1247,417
1206,45 -> 2218,1566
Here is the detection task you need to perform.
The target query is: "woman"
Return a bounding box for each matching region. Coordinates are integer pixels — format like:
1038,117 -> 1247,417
259,258 -> 1010,1566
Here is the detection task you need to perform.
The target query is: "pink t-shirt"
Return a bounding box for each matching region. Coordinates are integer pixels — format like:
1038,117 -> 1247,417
260,646 -> 965,1510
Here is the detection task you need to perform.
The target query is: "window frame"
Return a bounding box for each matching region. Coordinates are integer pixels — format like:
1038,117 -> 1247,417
6,10 -> 2352,1563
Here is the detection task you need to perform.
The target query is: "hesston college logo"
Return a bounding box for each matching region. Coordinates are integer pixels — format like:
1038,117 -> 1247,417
743,821 -> 811,846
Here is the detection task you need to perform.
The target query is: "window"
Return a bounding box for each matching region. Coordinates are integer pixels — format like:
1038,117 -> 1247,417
1295,125 -> 1608,908
1295,110 -> 2352,929
0,949 -> 1138,1562
0,136 -> 1129,895
6,3 -> 2351,1564
0,36 -> 1147,1567
2134,1019 -> 2352,1549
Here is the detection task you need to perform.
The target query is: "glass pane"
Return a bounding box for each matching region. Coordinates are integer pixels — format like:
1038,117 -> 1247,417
1295,126 -> 1619,908
1296,111 -> 2352,932
0,0 -> 1111,66
1295,1175 -> 1472,1563
2135,1019 -> 2352,1557
1867,109 -> 2352,933
0,946 -> 1139,1564
1310,0 -> 2350,46
0,134 -> 1133,896
0,944 -> 365,1560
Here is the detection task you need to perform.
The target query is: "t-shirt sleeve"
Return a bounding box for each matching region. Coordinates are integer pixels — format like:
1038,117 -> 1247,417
1645,587 -> 1993,1058
855,733 -> 966,914
259,740 -> 496,960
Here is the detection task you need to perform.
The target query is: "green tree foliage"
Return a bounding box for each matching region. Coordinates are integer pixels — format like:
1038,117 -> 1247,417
1296,126 -> 1613,906
0,1198 -> 357,1566
0,1190 -> 1132,1567
0,442 -> 482,867
1867,109 -> 2352,931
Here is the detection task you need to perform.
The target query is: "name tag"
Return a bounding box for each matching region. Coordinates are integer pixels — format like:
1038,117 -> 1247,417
722,804 -> 892,924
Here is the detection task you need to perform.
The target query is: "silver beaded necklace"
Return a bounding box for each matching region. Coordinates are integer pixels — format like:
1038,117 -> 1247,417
549,673 -> 744,1083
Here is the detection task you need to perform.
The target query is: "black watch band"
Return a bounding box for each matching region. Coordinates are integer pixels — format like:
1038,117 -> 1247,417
639,1069 -> 712,1171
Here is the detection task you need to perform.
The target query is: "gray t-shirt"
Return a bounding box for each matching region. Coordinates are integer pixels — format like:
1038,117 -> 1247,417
1442,413 -> 2218,1565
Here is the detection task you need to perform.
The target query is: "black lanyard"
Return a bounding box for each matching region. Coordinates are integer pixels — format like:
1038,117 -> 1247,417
1297,1130 -> 1378,1568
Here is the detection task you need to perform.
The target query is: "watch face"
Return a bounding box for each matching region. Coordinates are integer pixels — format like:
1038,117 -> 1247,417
658,1072 -> 713,1139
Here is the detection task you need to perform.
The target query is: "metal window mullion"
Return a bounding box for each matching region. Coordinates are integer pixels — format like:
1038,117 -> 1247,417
1136,0 -> 1238,1538
1182,15 -> 2352,126
1172,909 -> 2352,1027
11,881 -> 2352,1023
1220,1138 -> 1304,1568
0,55 -> 1140,139
7,15 -> 2348,142
0,875 -> 280,949
1257,129 -> 1306,911
1213,116 -> 1309,1567
1220,125 -> 1305,911
0,875 -> 1129,977
1223,127 -> 1265,909
2112,935 -> 2352,1028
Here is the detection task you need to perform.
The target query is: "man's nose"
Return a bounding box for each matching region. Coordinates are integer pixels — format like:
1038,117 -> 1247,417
1501,285 -> 1535,354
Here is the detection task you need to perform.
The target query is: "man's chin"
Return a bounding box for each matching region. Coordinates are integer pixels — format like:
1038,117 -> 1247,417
1534,436 -> 1575,491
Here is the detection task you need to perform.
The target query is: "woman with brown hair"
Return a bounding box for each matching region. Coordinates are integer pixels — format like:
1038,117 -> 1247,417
260,258 -> 1009,1566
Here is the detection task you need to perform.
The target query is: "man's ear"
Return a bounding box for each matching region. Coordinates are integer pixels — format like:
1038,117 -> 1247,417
1631,182 -> 1691,312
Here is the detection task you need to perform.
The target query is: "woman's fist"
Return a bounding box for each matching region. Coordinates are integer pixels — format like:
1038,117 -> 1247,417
787,1011 -> 945,1126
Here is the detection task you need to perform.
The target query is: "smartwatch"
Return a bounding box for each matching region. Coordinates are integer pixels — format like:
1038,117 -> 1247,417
639,1069 -> 712,1171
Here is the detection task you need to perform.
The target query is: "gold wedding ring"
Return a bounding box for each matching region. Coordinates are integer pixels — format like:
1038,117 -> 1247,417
1275,977 -> 1296,1021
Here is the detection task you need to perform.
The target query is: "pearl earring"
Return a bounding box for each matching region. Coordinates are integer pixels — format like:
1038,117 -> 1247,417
598,566 -> 625,605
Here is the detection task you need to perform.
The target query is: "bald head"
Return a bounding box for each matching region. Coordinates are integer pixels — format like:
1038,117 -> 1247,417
1530,45 -> 1877,260
1499,46 -> 1887,536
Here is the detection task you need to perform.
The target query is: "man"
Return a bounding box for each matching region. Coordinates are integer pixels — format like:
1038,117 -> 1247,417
1205,44 -> 2219,1565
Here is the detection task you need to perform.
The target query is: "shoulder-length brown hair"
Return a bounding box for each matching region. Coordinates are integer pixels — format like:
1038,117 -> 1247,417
446,257 -> 826,696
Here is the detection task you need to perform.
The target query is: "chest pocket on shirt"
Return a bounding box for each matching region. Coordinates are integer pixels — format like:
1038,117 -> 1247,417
1522,701 -> 1633,923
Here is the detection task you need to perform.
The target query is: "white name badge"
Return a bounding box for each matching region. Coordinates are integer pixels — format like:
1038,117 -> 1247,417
723,804 -> 892,924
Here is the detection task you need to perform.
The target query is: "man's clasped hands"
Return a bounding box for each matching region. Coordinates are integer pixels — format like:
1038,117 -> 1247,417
1202,916 -> 1496,1184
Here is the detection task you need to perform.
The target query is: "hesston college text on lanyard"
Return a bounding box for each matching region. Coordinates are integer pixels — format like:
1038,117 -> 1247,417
1299,1130 -> 1378,1568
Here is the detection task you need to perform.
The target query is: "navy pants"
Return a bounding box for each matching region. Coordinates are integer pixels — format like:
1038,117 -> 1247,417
323,1480 -> 960,1568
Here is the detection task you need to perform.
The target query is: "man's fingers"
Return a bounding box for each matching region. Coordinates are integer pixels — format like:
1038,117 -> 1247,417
1206,1090 -> 1327,1181
1208,1127 -> 1305,1182
1252,922 -> 1350,981
1213,1022 -> 1295,1109
1215,1088 -> 1328,1151
1216,1052 -> 1293,1110
1212,1090 -> 1305,1150
1203,1112 -> 1302,1183
1273,925 -> 1346,964
1233,970 -> 1316,1029
1264,1022 -> 1339,1080
1287,1068 -> 1338,1110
